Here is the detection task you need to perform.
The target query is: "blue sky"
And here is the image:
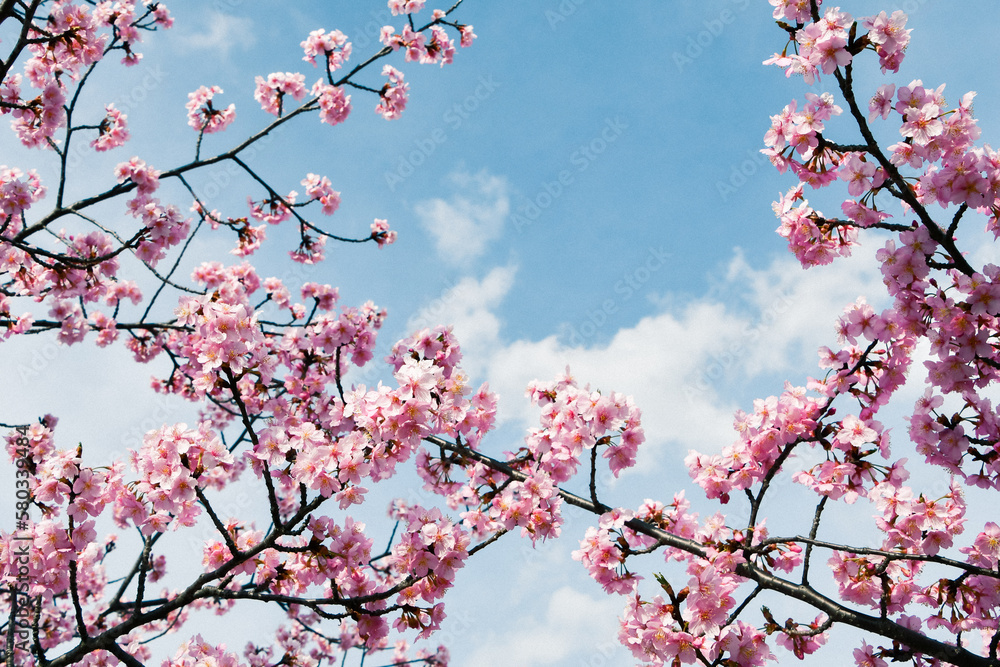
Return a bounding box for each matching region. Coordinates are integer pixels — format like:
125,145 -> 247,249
3,1 -> 1000,665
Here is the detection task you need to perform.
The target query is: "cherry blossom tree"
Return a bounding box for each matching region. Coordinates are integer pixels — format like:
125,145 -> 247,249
1,1 -> 999,666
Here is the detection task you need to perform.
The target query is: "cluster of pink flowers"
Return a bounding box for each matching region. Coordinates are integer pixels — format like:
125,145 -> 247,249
169,262 -> 273,391
768,0 -> 813,24
0,166 -> 45,236
387,503 -> 470,633
820,296 -> 914,416
381,25 -> 455,66
388,0 -> 426,15
614,514 -> 812,664
375,65 -> 409,120
838,152 -> 885,197
764,6 -> 908,80
90,309 -> 118,346
619,594 -> 774,667
875,225 -> 934,303
459,25 -> 476,48
490,470 -> 563,544
48,299 -> 87,345
841,198 -> 889,229
231,219 -> 267,257
386,326 -> 497,445
301,28 -> 352,72
381,25 -> 427,61
116,157 -> 191,266
302,173 -> 341,215
1,516 -> 107,615
94,0 -> 173,64
8,81 -> 67,148
248,191 -> 296,225
371,218 -> 397,247
25,2 -> 107,83
44,298 -> 97,347
861,11 -> 910,73
254,72 -> 307,116
422,369 -> 644,553
312,81 -> 352,126
126,423 -> 237,533
870,477 -> 966,556
962,522 -> 1000,570
869,225 -> 1000,491
572,509 -> 642,593
2,167 -> 148,350
1,422 -> 121,649
289,233 -> 326,264
90,103 -> 130,150
687,386 -> 821,502
890,86 -> 1000,211
186,85 -> 236,134
420,25 -> 456,66
164,635 -> 243,667
762,92 -> 843,184
790,7 -> 854,81
772,185 -> 856,267
286,426 -> 372,506
184,297 -> 268,382
251,608 -> 450,667
115,156 -> 160,196
520,369 -> 645,483
896,80 -> 948,146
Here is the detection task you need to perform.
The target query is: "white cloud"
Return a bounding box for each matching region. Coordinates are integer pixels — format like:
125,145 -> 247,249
415,169 -> 510,265
174,12 -> 256,57
406,265 -> 517,376
408,249 -> 887,468
715,246 -> 887,379
463,586 -> 622,667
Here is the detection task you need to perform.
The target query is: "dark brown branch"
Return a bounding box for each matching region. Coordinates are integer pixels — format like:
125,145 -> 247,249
801,496 -> 827,586
832,62 -> 975,276
588,444 -> 600,508
195,487 -> 240,556
758,535 -> 1000,580
427,435 -> 997,667
99,533 -> 163,621
106,642 -> 143,667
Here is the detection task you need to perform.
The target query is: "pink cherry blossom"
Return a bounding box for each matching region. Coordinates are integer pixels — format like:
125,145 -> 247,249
186,85 -> 236,134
